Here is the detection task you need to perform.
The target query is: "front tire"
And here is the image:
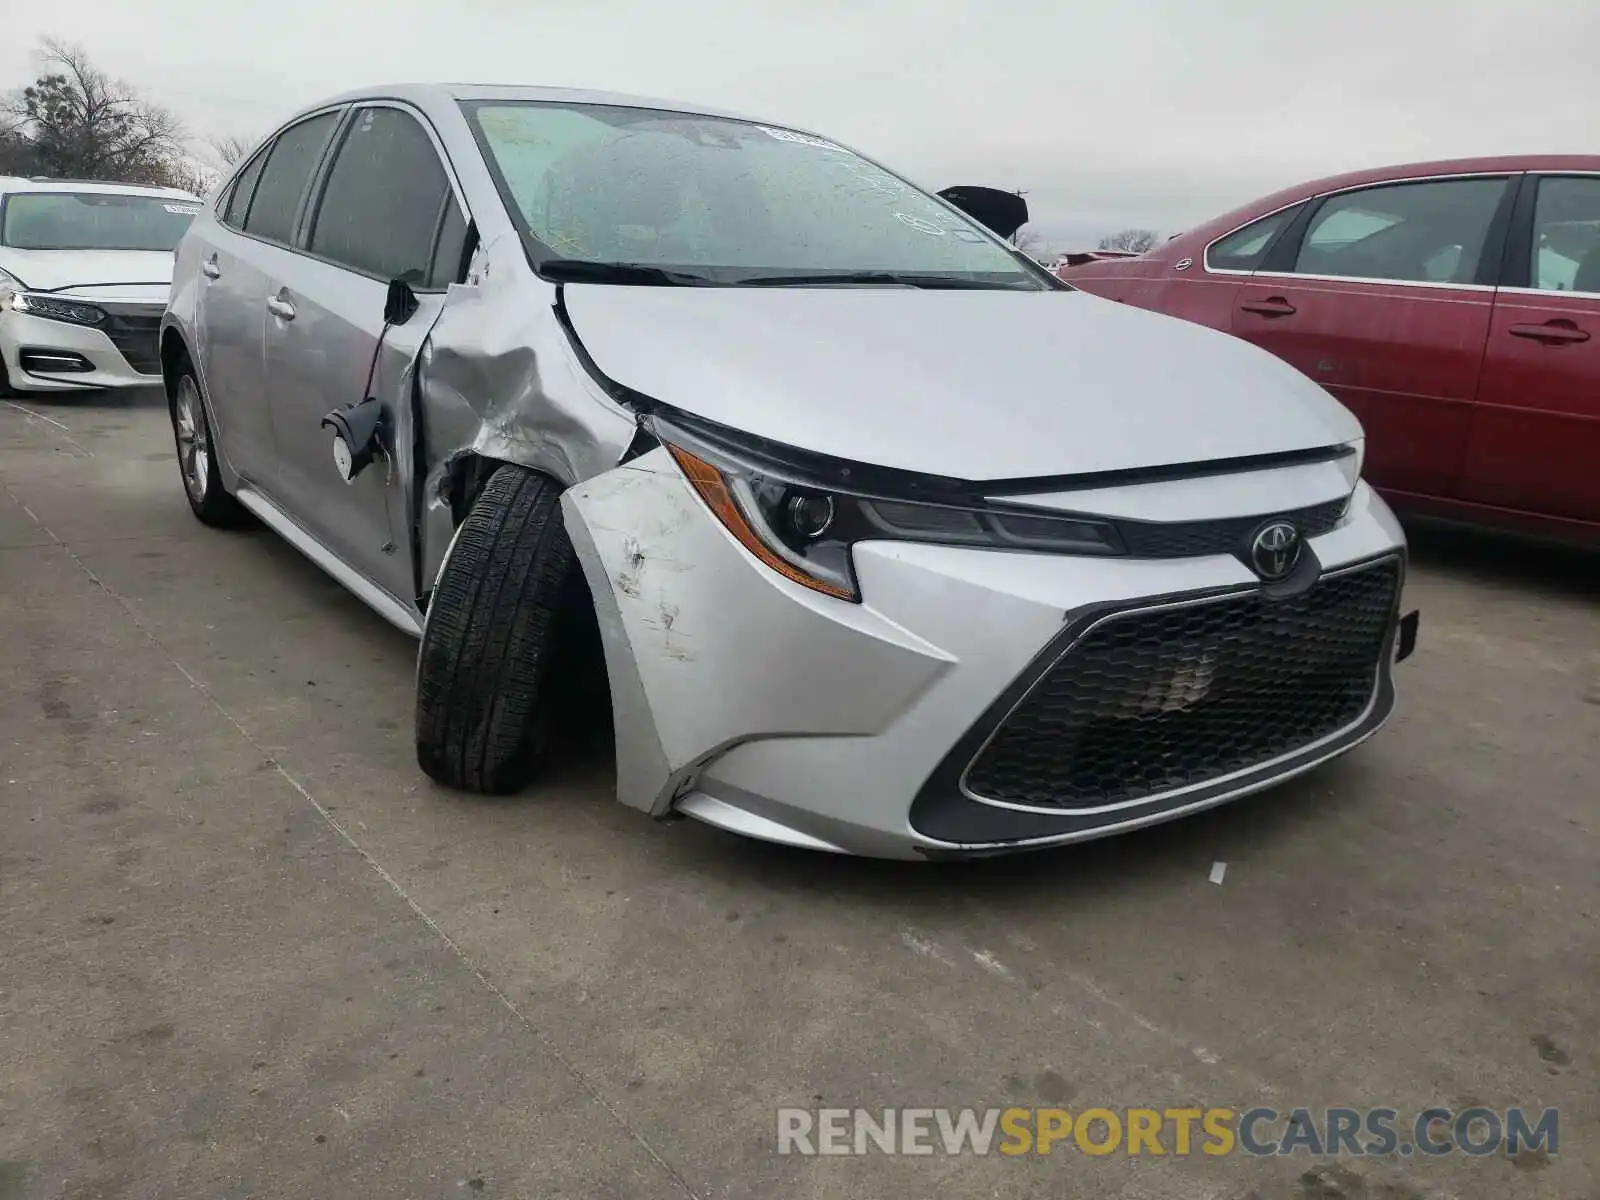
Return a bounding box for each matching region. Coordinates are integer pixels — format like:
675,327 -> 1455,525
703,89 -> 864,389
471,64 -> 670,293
415,464 -> 579,794
170,360 -> 247,528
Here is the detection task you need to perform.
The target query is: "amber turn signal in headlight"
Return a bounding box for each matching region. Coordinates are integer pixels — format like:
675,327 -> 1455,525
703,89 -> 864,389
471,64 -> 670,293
666,443 -> 857,600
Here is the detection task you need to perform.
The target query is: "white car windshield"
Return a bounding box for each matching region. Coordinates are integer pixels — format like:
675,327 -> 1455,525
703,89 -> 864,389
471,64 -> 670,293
463,101 -> 1044,288
1,192 -> 201,252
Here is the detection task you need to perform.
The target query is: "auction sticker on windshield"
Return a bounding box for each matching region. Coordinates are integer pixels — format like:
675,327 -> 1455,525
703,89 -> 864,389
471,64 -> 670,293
756,125 -> 846,152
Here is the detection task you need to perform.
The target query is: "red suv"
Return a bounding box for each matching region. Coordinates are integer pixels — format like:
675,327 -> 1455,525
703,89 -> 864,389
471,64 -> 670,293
1059,157 -> 1600,542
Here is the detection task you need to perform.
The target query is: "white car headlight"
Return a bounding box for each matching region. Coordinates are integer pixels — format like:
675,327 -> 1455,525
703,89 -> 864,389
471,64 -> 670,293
1340,438 -> 1366,489
651,411 -> 1125,602
7,291 -> 108,328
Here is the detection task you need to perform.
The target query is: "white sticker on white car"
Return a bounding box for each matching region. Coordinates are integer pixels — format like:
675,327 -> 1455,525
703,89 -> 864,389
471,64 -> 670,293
165,204 -> 202,214
756,125 -> 846,152
894,212 -> 947,236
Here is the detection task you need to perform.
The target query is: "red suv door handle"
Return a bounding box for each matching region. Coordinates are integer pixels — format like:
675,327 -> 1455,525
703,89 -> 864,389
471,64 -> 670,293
1240,297 -> 1297,317
1508,319 -> 1590,345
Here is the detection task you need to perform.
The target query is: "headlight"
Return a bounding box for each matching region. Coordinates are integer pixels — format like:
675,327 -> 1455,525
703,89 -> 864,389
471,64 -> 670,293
654,415 -> 1123,602
7,292 -> 107,327
1334,437 -> 1365,493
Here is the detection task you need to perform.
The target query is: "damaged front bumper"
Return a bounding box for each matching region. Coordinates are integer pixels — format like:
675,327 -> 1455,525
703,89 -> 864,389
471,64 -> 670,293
562,450 -> 1413,860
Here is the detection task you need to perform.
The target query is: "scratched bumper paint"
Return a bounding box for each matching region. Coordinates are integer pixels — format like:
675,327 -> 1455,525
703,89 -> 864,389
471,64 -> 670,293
564,454 -> 1410,859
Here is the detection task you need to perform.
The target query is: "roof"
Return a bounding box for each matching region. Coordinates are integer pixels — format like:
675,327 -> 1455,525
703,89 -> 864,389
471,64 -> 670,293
1294,154 -> 1600,193
1168,153 -> 1600,251
303,81 -> 753,123
0,176 -> 201,201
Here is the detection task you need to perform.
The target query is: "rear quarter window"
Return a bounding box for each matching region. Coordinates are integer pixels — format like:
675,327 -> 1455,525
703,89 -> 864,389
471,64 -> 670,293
1206,206 -> 1300,272
242,111 -> 341,245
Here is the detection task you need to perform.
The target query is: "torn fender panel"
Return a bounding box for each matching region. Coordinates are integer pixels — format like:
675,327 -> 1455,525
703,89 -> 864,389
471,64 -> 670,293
560,448 -> 956,815
412,231 -> 638,590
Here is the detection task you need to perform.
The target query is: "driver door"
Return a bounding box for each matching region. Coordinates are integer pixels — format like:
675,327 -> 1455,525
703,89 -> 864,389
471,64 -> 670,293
262,103 -> 471,609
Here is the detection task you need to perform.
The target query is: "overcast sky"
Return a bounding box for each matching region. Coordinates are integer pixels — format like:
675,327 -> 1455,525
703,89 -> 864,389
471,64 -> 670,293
5,0 -> 1597,246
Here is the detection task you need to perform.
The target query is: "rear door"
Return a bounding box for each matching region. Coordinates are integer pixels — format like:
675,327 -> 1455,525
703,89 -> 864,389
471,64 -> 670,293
263,102 -> 471,606
194,111 -> 343,486
1230,175 -> 1514,500
1463,173 -> 1600,524
1139,203 -> 1306,330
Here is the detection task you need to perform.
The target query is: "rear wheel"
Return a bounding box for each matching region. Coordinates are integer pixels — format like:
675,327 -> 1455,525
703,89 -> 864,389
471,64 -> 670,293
170,359 -> 248,528
415,463 -> 580,794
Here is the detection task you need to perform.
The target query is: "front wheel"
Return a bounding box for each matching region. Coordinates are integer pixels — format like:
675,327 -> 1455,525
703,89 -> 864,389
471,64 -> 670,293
170,362 -> 247,528
414,463 -> 579,794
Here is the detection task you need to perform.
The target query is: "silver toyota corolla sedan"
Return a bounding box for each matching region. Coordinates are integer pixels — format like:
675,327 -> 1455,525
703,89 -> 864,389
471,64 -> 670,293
160,83 -> 1418,859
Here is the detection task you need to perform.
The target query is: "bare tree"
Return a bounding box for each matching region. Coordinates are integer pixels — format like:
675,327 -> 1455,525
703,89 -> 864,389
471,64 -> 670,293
1097,228 -> 1160,254
208,133 -> 255,168
164,159 -> 218,198
1013,227 -> 1052,263
2,37 -> 190,185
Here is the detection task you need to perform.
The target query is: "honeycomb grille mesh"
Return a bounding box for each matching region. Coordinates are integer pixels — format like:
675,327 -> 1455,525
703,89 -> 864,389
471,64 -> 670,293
965,559 -> 1399,810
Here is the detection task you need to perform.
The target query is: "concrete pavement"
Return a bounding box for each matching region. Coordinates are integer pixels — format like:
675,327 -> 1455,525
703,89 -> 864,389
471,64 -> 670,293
1,390 -> 1595,1199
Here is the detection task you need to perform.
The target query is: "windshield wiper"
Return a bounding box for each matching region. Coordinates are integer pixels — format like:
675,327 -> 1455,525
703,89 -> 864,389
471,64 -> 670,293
535,259 -> 716,287
736,270 -> 1031,290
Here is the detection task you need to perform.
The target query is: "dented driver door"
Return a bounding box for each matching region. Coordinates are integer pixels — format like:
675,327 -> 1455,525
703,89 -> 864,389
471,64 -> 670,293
263,102 -> 471,610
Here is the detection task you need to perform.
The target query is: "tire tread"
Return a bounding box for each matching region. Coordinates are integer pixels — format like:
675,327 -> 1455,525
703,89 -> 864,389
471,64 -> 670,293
415,464 -> 575,793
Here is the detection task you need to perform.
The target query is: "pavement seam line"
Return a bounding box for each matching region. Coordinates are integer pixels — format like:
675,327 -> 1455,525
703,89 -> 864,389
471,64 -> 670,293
0,476 -> 706,1200
2,400 -> 95,456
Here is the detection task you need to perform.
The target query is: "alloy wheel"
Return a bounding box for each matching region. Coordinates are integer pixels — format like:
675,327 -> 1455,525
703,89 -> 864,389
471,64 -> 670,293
174,375 -> 210,504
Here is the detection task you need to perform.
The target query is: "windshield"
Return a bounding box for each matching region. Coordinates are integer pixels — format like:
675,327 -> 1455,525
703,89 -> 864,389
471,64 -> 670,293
0,192 -> 200,252
462,101 -> 1044,288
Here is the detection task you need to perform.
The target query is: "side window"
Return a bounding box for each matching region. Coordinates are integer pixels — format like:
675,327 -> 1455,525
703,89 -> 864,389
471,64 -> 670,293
1206,206 -> 1298,272
309,107 -> 454,286
222,150 -> 267,229
1529,176 -> 1600,294
243,111 -> 340,245
1290,178 -> 1507,284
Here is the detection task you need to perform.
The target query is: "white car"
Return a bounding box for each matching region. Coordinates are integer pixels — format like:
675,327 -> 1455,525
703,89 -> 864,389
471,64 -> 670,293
0,177 -> 202,395
161,84 -> 1418,859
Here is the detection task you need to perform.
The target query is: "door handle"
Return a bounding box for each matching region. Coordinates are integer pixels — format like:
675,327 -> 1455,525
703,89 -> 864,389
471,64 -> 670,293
1240,297 -> 1297,317
201,255 -> 221,280
1508,319 -> 1589,345
266,295 -> 296,321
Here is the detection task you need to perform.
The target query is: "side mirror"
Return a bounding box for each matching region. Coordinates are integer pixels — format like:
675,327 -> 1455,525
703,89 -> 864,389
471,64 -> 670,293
384,278 -> 419,326
937,187 -> 1029,241
322,398 -> 385,484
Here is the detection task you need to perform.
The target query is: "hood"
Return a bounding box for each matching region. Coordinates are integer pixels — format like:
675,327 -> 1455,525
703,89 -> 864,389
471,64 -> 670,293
561,285 -> 1362,482
0,248 -> 175,297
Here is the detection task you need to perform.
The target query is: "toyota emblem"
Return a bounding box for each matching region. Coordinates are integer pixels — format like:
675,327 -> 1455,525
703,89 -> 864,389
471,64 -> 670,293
1249,520 -> 1302,581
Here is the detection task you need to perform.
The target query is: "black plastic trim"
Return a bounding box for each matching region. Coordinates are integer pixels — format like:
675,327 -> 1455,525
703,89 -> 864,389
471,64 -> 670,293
1474,174 -> 1526,286
907,551 -> 1404,848
18,349 -> 94,373
1259,197 -> 1324,274
1396,609 -> 1420,663
646,404 -> 1355,506
1499,173 -> 1542,290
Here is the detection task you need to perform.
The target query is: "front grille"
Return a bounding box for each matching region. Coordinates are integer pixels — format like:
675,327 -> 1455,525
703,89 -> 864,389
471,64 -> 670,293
99,303 -> 163,375
1114,497 -> 1348,558
964,558 -> 1400,810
